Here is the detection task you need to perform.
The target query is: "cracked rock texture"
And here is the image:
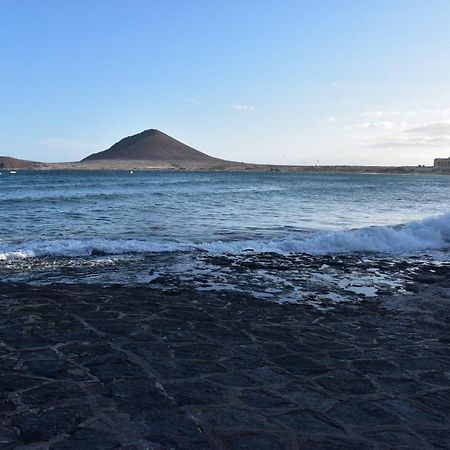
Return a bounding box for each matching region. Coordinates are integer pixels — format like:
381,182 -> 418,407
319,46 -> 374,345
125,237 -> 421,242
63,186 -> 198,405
0,272 -> 450,449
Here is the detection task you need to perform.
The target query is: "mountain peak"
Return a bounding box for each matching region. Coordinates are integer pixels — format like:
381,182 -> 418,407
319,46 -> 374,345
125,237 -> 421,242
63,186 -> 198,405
135,129 -> 162,136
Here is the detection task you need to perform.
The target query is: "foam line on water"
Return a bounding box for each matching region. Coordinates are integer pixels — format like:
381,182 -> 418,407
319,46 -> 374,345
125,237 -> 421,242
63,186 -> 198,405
1,212 -> 449,260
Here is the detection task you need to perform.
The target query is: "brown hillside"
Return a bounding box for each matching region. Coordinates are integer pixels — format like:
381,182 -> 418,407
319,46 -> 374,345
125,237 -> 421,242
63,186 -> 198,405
0,156 -> 41,169
82,129 -> 222,162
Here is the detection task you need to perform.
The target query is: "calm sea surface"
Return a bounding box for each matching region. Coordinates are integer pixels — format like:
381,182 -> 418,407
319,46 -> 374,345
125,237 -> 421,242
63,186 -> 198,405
1,170 -> 450,300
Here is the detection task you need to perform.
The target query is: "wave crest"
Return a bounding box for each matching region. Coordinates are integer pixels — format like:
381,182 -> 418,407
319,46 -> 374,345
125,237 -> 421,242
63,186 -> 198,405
1,213 -> 449,261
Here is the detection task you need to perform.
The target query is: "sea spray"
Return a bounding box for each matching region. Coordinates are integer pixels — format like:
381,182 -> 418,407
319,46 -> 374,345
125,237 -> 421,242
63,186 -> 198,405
1,212 -> 449,261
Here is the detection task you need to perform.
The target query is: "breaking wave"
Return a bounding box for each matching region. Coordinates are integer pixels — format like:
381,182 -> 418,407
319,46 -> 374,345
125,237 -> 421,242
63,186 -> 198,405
1,213 -> 449,261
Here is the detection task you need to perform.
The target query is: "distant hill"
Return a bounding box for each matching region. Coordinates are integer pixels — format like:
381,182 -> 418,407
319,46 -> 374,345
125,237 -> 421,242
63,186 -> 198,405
0,130 -> 436,174
82,129 -> 223,163
0,130 -> 239,170
0,156 -> 41,169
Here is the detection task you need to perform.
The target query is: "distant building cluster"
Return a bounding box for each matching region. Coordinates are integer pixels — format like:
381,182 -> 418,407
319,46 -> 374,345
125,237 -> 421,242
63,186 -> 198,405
434,157 -> 450,170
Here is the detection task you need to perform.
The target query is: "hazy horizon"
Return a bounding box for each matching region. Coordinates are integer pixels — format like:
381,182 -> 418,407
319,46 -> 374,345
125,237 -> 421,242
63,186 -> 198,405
1,0 -> 450,166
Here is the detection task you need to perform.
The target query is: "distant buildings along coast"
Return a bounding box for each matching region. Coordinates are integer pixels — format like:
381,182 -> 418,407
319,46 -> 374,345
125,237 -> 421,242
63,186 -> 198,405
434,157 -> 450,171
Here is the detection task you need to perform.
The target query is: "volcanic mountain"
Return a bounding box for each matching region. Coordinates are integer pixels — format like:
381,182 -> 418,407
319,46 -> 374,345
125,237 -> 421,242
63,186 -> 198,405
0,156 -> 41,169
82,129 -> 223,164
0,130 -> 420,173
0,130 -> 240,170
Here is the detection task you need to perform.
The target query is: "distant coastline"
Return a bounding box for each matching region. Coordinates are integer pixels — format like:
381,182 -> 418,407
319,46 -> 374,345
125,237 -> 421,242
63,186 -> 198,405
1,128 -> 448,174
0,160 -> 445,175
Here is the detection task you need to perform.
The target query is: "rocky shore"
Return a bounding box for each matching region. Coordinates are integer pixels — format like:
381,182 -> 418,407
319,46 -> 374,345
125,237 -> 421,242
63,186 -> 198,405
1,270 -> 450,449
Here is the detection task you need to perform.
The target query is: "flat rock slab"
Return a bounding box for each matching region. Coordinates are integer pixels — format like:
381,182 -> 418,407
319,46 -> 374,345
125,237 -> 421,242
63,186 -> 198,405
0,278 -> 450,449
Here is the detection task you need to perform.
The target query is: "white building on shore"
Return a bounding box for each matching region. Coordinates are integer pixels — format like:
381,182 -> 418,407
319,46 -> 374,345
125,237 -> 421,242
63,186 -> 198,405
434,157 -> 450,170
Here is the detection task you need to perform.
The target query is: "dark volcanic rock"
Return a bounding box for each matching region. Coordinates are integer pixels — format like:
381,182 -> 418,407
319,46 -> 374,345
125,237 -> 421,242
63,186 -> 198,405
0,279 -> 450,448
13,407 -> 91,444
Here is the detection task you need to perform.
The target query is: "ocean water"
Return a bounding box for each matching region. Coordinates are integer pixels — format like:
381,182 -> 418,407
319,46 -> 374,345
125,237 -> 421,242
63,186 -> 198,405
1,170 -> 450,304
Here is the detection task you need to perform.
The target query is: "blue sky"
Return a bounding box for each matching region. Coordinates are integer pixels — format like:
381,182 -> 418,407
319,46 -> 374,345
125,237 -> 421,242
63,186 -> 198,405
1,0 -> 450,165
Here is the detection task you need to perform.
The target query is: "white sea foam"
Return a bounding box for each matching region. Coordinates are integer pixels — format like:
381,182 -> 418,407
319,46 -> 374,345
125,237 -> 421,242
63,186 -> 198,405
1,213 -> 449,261
280,211 -> 450,255
198,212 -> 450,254
0,240 -> 191,261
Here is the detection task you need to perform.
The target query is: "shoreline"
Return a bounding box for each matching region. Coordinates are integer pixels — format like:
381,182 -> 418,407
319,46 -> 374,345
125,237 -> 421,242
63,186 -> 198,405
1,155 -> 448,175
1,163 -> 448,176
1,272 -> 449,449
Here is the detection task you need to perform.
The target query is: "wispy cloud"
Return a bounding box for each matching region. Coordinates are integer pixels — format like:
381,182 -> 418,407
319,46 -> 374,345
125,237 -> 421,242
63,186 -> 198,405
40,138 -> 95,151
348,108 -> 450,149
406,120 -> 450,135
185,96 -> 204,105
233,104 -> 255,112
323,116 -> 336,123
362,108 -> 450,118
349,120 -> 450,148
347,121 -> 399,130
351,135 -> 450,148
361,110 -> 401,118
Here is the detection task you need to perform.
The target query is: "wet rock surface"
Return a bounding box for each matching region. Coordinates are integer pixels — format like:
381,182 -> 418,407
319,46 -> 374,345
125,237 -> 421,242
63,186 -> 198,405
0,271 -> 450,449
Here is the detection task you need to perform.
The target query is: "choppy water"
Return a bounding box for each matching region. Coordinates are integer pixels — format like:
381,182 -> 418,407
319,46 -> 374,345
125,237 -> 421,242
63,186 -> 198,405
1,170 -> 449,304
